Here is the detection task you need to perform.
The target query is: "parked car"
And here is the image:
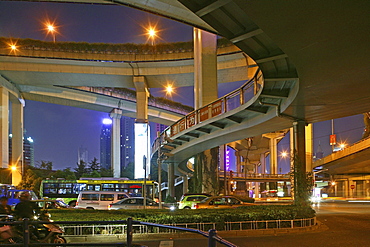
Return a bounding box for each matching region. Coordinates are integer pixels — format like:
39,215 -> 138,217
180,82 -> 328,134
178,193 -> 212,209
31,199 -> 69,209
108,197 -> 171,210
193,195 -> 254,209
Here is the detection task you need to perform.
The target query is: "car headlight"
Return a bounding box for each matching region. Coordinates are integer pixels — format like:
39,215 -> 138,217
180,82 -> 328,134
169,205 -> 176,211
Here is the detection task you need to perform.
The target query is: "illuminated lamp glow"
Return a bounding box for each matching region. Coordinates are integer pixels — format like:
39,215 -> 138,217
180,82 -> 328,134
27,137 -> 34,143
102,118 -> 112,125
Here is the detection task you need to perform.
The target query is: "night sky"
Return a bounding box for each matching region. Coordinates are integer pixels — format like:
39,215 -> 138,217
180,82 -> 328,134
0,1 -> 365,171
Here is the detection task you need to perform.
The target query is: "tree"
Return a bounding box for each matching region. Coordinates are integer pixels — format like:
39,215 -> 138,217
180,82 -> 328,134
74,160 -> 88,179
17,169 -> 42,196
36,160 -> 53,170
89,157 -> 100,172
52,168 -> 76,180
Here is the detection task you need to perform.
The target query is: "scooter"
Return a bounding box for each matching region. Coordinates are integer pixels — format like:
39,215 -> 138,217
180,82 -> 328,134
34,210 -> 67,244
0,214 -> 16,244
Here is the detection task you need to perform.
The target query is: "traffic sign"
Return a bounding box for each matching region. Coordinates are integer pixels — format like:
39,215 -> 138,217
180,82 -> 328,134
350,184 -> 355,189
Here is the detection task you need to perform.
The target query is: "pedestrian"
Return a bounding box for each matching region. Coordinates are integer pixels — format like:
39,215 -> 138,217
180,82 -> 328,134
0,196 -> 12,215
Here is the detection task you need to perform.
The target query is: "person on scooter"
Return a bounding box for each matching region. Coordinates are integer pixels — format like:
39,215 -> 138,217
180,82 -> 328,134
14,191 -> 39,220
0,197 -> 12,215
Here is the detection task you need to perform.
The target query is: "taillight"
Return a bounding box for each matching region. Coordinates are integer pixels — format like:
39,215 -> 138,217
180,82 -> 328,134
108,204 -> 111,209
194,204 -> 199,209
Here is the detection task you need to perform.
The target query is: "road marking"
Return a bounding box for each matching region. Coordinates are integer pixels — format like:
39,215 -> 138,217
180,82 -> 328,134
159,240 -> 174,247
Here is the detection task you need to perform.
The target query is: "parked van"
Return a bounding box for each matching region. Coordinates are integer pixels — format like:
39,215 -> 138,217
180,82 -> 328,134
76,191 -> 129,210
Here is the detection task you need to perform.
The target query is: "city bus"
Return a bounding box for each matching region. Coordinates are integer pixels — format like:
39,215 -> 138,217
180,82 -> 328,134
40,177 -> 157,207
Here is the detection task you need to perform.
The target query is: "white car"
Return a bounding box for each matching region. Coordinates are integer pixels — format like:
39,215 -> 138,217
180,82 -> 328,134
108,197 -> 169,210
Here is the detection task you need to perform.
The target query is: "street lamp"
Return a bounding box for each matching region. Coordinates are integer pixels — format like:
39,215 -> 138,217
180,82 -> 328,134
45,23 -> 57,42
147,27 -> 157,45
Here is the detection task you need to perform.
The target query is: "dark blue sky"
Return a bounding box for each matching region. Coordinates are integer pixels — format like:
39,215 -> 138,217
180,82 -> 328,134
1,1 -> 365,171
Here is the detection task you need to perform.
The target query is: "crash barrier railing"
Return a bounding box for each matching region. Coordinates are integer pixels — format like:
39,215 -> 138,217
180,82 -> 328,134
61,217 -> 316,235
0,217 -> 237,247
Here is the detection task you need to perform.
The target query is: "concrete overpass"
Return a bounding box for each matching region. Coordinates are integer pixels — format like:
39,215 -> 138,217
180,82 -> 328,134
1,1 -> 369,194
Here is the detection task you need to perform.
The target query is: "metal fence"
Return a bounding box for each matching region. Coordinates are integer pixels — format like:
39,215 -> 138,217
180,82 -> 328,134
0,218 -> 237,247
61,217 -> 316,235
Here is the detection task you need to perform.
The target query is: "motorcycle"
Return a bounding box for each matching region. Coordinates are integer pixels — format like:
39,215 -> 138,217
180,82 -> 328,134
33,210 -> 67,244
0,214 -> 16,244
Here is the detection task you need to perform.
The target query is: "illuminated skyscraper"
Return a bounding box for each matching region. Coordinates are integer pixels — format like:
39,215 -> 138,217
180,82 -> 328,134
120,117 -> 135,170
100,118 -> 112,170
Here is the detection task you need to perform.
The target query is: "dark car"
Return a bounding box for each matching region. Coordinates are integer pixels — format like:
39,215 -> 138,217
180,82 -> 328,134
108,197 -> 173,210
31,199 -> 69,209
193,195 -> 254,209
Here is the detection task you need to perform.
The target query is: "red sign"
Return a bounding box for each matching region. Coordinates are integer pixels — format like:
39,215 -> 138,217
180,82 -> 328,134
350,184 -> 355,189
199,107 -> 209,122
187,112 -> 196,128
330,134 -> 336,145
211,100 -> 223,117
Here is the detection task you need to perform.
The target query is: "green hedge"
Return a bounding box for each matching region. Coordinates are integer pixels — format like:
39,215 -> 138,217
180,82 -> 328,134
49,205 -> 315,225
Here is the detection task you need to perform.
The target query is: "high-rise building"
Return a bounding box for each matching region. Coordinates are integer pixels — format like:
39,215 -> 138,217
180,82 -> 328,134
120,117 -> 135,170
100,116 -> 168,176
100,118 -> 112,170
9,134 -> 34,167
78,146 -> 88,163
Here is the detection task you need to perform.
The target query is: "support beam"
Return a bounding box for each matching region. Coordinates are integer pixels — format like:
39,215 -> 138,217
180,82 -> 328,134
196,0 -> 232,17
11,96 -> 24,185
194,28 -> 218,109
110,108 -> 122,178
0,87 -> 9,170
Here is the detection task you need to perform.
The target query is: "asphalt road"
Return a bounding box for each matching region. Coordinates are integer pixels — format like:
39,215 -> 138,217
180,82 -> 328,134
132,201 -> 370,247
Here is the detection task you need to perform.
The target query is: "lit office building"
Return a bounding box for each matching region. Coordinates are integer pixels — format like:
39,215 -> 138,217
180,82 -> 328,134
100,118 -> 112,170
9,134 -> 34,167
120,117 -> 135,170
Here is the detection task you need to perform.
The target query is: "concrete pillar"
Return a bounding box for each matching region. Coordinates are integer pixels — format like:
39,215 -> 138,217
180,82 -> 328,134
134,76 -> 149,123
269,138 -> 278,174
167,163 -> 175,198
134,76 -> 150,179
110,109 -> 122,178
193,28 -> 218,109
305,124 -> 313,172
293,121 -> 306,174
11,97 -> 24,185
0,87 -> 9,169
260,153 -> 266,174
182,175 -> 188,194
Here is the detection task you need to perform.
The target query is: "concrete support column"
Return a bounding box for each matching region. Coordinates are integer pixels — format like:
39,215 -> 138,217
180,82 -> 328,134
254,182 -> 260,199
167,163 -> 175,198
11,98 -> 24,185
269,138 -> 278,174
260,153 -> 266,174
182,175 -> 188,194
305,124 -> 313,172
0,87 -> 9,169
134,76 -> 150,179
134,76 -> 149,123
110,109 -> 122,178
193,28 -> 218,109
293,121 -> 307,174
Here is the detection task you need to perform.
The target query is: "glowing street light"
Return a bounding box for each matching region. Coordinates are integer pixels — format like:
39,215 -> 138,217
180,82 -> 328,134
45,22 -> 58,42
10,165 -> 17,172
146,26 -> 158,45
165,84 -> 174,96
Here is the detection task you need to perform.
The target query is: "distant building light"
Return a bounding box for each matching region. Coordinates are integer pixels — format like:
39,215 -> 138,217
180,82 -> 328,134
102,118 -> 113,125
27,137 -> 34,143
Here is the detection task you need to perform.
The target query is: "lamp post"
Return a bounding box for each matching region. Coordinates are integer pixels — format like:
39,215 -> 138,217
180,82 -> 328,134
147,27 -> 156,46
46,24 -> 57,42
